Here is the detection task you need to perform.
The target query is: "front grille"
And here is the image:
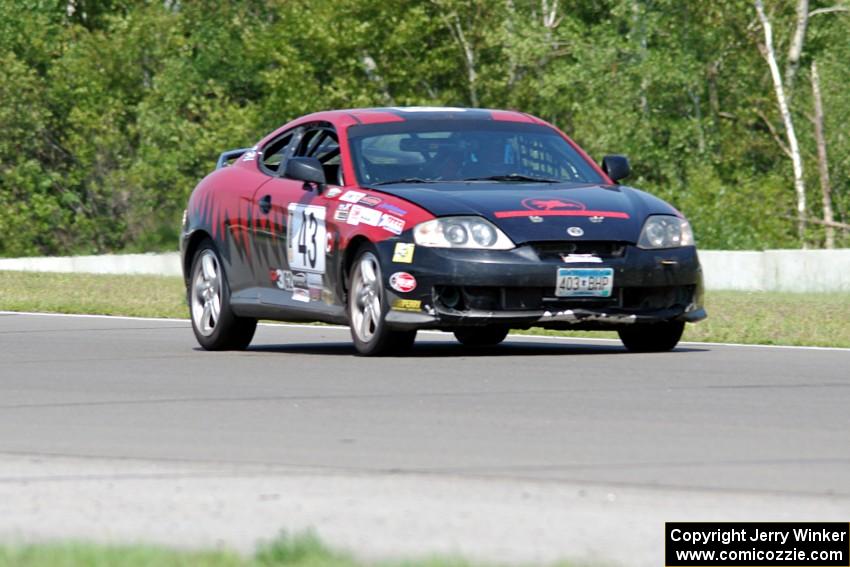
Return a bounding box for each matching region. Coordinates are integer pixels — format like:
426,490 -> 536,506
531,241 -> 627,261
434,284 -> 695,313
435,285 -> 612,312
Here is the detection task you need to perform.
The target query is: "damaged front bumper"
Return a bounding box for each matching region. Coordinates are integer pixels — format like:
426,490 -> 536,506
378,240 -> 706,331
386,303 -> 707,331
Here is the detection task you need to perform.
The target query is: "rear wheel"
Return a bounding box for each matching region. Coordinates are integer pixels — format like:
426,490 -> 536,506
348,248 -> 416,356
454,326 -> 510,346
189,240 -> 257,350
618,321 -> 684,352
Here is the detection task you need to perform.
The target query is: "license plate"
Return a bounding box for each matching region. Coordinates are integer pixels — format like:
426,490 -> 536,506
555,268 -> 614,298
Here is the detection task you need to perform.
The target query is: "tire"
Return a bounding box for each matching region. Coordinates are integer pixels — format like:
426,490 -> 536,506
454,326 -> 510,346
188,240 -> 257,350
347,247 -> 417,356
618,321 -> 684,352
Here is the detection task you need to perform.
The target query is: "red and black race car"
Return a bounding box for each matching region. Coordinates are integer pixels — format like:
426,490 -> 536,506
180,107 -> 705,355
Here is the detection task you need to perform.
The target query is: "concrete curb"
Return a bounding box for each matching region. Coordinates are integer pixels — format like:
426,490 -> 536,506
699,249 -> 850,292
0,252 -> 183,277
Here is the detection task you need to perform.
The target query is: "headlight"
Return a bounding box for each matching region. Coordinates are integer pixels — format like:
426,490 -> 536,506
413,217 -> 514,249
637,215 -> 694,249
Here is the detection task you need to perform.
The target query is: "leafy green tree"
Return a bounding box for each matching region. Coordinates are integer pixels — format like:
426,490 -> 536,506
1,0 -> 848,256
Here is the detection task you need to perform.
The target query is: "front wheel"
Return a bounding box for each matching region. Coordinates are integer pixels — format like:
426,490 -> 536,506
347,248 -> 416,356
189,240 -> 257,350
618,321 -> 684,352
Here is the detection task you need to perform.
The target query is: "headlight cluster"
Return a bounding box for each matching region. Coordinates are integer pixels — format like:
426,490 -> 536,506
414,217 -> 514,250
638,215 -> 694,249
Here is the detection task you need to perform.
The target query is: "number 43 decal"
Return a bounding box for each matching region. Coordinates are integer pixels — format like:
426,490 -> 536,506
287,204 -> 326,273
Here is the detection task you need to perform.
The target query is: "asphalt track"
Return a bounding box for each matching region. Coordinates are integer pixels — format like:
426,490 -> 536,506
2,311 -> 850,564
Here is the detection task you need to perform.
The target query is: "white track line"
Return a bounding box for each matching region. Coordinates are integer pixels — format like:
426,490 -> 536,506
2,310 -> 849,352
0,311 -> 190,324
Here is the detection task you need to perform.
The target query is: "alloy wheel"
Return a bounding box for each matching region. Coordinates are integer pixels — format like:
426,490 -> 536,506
350,253 -> 383,343
191,250 -> 222,337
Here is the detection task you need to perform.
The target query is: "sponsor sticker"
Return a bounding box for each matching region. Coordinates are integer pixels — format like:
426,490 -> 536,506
389,272 -> 417,293
334,203 -> 352,222
347,205 -> 381,226
325,187 -> 343,198
340,190 -> 366,203
358,195 -> 382,207
379,213 -> 405,235
378,203 -> 408,216
271,269 -> 294,290
392,299 -> 422,312
392,242 -> 415,263
560,254 -> 602,264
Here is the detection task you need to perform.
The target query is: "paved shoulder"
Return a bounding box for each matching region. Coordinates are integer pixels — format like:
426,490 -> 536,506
1,312 -> 849,494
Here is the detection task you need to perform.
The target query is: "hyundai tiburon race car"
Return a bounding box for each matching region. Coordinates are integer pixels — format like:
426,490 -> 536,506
181,107 -> 705,355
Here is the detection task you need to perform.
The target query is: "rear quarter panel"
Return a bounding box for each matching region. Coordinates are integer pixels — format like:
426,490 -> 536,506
184,162 -> 269,294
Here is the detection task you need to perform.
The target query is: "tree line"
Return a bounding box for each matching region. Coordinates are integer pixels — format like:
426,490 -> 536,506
1,0 -> 848,257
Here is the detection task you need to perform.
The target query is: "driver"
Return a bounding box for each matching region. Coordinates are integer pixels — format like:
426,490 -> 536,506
430,142 -> 467,180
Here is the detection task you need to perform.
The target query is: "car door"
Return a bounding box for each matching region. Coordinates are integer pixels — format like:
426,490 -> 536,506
252,123 -> 342,308
250,127 -> 301,295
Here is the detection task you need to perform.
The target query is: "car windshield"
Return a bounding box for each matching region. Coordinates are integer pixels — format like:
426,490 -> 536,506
348,120 -> 605,187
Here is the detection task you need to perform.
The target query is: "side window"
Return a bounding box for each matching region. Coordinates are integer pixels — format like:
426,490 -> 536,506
260,131 -> 296,174
297,127 -> 343,185
312,135 -> 340,164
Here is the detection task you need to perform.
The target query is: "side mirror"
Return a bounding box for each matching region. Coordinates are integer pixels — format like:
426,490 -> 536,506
284,157 -> 326,190
602,155 -> 630,183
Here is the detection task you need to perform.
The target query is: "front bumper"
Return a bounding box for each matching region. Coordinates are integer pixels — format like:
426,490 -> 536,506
376,241 -> 706,331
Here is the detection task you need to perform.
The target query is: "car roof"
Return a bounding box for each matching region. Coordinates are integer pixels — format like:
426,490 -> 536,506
352,106 -> 538,122
256,107 -> 552,151
298,107 -> 544,126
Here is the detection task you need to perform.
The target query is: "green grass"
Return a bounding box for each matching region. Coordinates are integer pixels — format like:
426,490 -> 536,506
682,290 -> 850,347
0,532 -> 578,567
0,271 -> 187,319
1,270 -> 848,348
0,541 -> 244,567
521,290 -> 850,348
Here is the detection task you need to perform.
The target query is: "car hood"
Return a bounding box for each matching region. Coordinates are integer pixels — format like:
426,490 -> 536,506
369,182 -> 680,244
